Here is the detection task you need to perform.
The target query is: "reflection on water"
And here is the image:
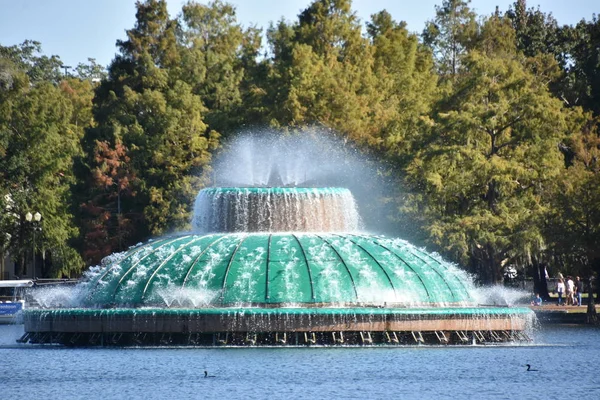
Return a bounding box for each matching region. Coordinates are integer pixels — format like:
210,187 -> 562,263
1,325 -> 599,399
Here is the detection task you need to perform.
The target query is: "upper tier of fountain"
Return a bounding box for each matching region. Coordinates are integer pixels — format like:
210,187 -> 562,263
192,187 -> 361,233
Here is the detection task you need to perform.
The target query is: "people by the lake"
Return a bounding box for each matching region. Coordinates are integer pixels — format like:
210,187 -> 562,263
576,276 -> 584,306
566,276 -> 575,305
531,294 -> 542,306
556,278 -> 565,305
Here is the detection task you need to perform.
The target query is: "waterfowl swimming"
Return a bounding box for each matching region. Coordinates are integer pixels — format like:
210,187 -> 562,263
204,370 -> 216,378
525,364 -> 538,371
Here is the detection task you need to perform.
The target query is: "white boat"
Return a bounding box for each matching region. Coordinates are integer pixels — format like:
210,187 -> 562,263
0,280 -> 34,324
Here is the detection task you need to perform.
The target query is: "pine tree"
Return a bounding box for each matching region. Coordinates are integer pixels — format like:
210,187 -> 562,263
78,0 -> 217,264
178,0 -> 257,133
368,10 -> 437,161
422,0 -> 478,80
263,0 -> 390,147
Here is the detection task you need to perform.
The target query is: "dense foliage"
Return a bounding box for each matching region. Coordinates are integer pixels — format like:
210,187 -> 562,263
1,0 -> 599,287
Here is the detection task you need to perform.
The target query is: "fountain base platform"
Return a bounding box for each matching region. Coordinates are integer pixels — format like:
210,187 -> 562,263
21,307 -> 534,346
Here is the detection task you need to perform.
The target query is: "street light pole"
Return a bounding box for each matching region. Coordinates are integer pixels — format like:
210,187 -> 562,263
25,211 -> 42,278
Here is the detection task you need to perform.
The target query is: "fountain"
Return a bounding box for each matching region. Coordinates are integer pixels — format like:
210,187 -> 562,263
20,134 -> 534,346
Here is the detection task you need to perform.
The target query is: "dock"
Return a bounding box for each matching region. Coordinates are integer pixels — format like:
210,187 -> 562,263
530,304 -> 598,324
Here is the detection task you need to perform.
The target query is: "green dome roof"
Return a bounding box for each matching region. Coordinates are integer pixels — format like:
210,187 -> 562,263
83,233 -> 475,307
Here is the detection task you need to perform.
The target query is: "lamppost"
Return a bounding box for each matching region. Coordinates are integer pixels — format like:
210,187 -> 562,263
25,211 -> 42,278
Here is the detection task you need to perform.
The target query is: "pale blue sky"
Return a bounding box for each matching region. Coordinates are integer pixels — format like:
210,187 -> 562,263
0,0 -> 597,68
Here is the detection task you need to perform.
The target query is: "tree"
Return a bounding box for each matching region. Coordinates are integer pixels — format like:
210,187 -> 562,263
506,0 -> 561,60
78,0 -> 218,263
544,117 -> 600,282
75,58 -> 107,82
0,40 -> 64,84
178,0 -> 258,133
0,66 -> 84,277
422,0 -> 478,80
367,10 -> 437,161
505,0 -> 582,112
236,25 -> 269,126
561,16 -> 600,117
405,18 -> 569,283
80,140 -> 137,265
262,0 -> 394,147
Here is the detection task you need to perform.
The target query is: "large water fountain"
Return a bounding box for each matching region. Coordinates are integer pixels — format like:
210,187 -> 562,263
20,134 -> 534,346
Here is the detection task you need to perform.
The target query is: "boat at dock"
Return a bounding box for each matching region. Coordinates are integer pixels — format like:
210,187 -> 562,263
0,280 -> 34,324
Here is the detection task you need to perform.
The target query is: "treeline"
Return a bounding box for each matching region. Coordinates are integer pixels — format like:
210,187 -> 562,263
0,0 -> 599,287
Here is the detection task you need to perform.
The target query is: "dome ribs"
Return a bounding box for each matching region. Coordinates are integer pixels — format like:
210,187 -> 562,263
332,233 -> 398,302
83,234 -> 477,308
219,235 -> 249,303
352,235 -> 433,304
392,241 -> 460,305
141,235 -> 217,302
291,233 -> 316,302
112,236 -> 192,305
86,237 -> 172,303
314,234 -> 359,302
180,235 -> 228,289
417,251 -> 473,304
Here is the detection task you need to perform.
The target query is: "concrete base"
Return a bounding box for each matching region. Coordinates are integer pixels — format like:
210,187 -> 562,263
21,306 -> 534,346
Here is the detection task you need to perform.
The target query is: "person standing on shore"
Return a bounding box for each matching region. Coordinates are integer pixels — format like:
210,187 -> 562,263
557,278 -> 565,305
576,276 -> 584,306
566,276 -> 575,305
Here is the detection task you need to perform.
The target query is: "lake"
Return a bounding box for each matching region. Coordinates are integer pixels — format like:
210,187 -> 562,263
1,324 -> 599,399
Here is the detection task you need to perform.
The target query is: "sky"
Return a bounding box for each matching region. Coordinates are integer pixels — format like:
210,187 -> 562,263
0,0 -> 597,69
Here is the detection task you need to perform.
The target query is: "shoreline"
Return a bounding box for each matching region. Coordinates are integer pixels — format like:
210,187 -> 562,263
529,304 -> 599,325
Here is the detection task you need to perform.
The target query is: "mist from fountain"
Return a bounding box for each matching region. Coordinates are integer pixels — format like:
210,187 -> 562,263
209,130 -> 394,232
471,285 -> 531,307
211,131 -> 369,188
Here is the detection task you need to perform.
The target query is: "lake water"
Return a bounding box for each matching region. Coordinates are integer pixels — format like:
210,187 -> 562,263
1,324 -> 599,399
